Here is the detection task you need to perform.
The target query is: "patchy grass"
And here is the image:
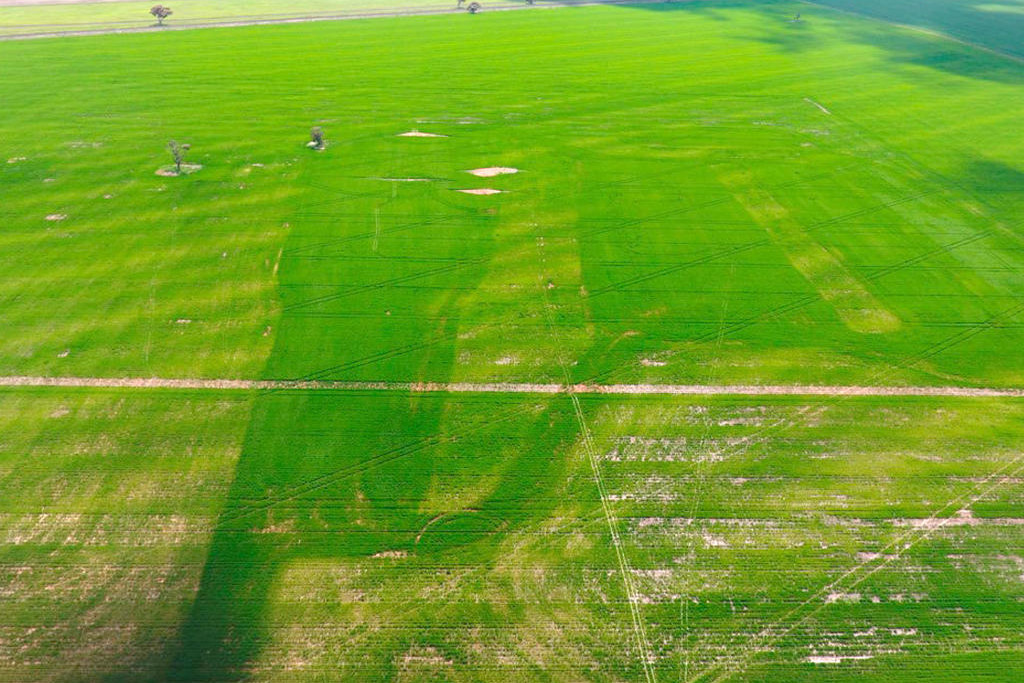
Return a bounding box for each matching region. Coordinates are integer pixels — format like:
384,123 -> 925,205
0,1 -> 1022,680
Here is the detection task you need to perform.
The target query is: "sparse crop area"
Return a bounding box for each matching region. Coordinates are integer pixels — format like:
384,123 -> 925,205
0,1 -> 1022,681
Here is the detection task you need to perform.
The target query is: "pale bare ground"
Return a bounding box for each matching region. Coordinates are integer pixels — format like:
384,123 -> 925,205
0,0 -> 136,5
466,167 -> 519,178
1,376 -> 1022,397
398,131 -> 447,138
0,0 -> 664,41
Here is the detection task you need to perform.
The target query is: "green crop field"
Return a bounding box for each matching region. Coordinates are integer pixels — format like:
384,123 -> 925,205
1,1 -> 1022,681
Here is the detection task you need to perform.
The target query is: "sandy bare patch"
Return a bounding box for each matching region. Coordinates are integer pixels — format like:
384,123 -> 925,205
372,177 -> 434,182
155,163 -> 202,177
640,358 -> 667,367
7,156 -> 26,163
399,645 -> 453,667
457,188 -> 503,195
371,550 -> 407,559
702,532 -> 729,548
466,167 -> 519,177
856,551 -> 897,562
45,213 -> 66,221
807,655 -> 873,664
896,508 -> 1024,529
398,130 -> 447,138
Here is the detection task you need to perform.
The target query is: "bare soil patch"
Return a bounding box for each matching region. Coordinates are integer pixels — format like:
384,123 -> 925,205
457,188 -> 503,195
398,130 -> 447,138
466,167 -> 519,177
155,163 -> 202,177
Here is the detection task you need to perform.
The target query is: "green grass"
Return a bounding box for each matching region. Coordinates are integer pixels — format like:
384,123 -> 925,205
0,1 -> 1022,680
3,1 -> 1023,387
3,389 -> 1022,680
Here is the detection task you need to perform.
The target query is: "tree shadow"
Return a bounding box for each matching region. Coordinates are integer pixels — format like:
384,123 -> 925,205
621,1 -> 1023,83
166,386 -> 578,680
840,20 -> 1024,84
809,0 -> 1024,60
162,160 -> 582,678
961,158 -> 1024,193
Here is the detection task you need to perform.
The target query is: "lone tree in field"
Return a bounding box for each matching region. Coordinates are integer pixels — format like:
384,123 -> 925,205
468,2 -> 481,13
150,5 -> 173,26
308,126 -> 325,150
167,140 -> 190,174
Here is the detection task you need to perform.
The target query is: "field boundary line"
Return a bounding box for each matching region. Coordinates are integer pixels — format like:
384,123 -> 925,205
1,376 -> 1023,397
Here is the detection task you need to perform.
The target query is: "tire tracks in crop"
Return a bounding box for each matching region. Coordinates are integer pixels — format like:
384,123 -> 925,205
535,235 -> 659,683
212,410 -> 503,530
586,188 -> 937,299
692,448 -> 1024,683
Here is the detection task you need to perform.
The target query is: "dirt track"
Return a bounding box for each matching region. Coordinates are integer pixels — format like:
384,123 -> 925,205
2,375 -> 1022,397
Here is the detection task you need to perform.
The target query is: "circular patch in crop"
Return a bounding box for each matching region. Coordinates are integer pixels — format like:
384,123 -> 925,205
415,511 -> 506,552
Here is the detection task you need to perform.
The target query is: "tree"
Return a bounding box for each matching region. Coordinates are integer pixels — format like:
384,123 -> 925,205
468,2 -> 481,13
150,5 -> 173,26
167,140 -> 190,174
308,126 -> 325,150
457,0 -> 465,7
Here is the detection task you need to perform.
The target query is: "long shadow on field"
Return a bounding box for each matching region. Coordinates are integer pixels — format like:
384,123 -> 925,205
165,169 -> 582,679
794,1 -> 1023,81
168,388 -> 578,680
629,0 -> 1024,82
808,0 -> 1024,61
962,158 -> 1024,194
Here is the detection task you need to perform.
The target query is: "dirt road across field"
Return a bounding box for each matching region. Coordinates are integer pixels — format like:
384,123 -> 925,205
2,375 -> 1022,397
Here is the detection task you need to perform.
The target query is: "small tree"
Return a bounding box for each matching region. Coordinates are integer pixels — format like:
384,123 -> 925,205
150,5 -> 173,26
309,126 -> 325,150
167,140 -> 190,174
468,2 -> 481,13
